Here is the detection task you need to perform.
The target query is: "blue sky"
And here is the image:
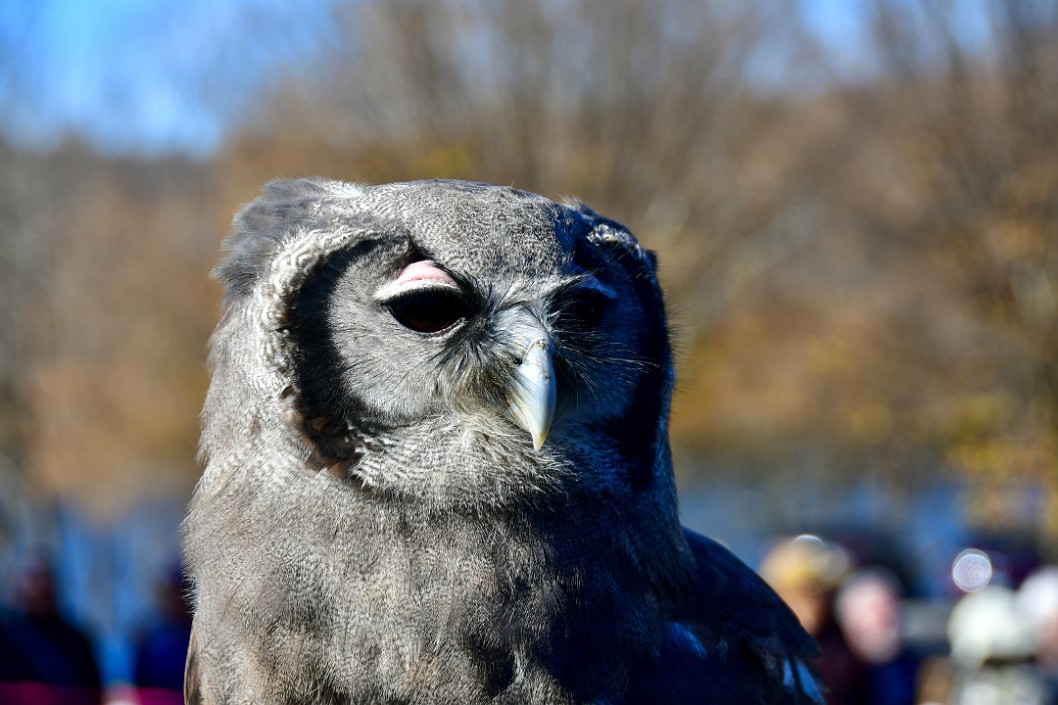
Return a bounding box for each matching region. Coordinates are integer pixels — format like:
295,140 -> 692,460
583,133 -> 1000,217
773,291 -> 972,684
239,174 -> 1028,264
0,0 -> 993,158
799,0 -> 870,69
0,0 -> 335,157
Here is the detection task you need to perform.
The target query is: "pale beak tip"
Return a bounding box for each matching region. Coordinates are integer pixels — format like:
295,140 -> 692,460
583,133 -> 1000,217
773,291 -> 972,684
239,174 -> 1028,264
507,337 -> 557,452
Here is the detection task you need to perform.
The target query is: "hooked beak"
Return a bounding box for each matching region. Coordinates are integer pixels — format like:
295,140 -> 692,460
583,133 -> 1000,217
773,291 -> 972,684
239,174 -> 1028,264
507,335 -> 557,451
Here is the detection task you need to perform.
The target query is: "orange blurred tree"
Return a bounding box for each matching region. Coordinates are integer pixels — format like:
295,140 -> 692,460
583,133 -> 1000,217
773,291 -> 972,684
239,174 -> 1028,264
826,0 -> 1058,528
3,0 -> 1057,532
223,0 -> 843,464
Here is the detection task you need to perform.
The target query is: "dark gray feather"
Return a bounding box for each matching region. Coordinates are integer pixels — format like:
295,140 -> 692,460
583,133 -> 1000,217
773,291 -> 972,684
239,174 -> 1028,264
183,178 -> 821,705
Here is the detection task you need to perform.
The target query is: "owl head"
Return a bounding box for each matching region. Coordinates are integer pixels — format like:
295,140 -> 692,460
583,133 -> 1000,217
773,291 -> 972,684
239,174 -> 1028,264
201,179 -> 675,510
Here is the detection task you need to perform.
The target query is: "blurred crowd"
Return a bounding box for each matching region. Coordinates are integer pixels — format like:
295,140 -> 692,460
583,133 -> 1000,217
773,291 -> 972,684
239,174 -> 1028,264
2,532 -> 1057,704
0,555 -> 189,705
761,534 -> 1058,705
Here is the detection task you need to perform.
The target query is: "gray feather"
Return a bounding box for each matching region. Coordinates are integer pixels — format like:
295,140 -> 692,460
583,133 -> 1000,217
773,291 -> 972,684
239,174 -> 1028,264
183,178 -> 821,704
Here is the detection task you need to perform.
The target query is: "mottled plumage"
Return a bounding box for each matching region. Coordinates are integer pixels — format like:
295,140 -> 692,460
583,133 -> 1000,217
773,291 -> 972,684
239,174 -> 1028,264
183,178 -> 821,704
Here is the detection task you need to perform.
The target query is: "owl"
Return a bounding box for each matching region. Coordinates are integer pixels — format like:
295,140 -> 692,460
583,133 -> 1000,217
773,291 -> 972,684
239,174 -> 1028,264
183,178 -> 821,705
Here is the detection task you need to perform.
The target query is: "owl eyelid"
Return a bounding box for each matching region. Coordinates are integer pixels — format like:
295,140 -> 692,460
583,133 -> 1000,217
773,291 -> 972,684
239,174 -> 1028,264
373,258 -> 464,303
372,277 -> 463,303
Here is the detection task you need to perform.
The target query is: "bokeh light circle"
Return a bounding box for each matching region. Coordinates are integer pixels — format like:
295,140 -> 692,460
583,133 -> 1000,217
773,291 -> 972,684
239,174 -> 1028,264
952,548 -> 993,593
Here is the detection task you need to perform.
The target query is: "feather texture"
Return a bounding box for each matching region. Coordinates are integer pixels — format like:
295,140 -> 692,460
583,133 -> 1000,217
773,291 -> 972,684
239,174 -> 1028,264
183,179 -> 821,704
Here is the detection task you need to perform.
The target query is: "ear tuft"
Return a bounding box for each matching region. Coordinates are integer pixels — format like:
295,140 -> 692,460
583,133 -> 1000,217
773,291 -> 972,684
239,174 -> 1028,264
572,203 -> 659,278
212,178 -> 364,303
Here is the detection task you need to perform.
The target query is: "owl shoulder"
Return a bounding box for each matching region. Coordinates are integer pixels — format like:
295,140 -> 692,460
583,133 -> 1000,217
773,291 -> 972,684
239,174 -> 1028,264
657,529 -> 825,704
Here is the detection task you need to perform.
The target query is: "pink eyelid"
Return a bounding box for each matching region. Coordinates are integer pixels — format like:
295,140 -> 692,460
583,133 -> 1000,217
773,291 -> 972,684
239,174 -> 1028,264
374,260 -> 458,301
395,260 -> 456,286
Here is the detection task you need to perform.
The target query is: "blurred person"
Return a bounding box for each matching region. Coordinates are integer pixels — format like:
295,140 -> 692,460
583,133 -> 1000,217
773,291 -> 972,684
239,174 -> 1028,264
1018,566 -> 1058,704
835,568 -> 919,705
132,564 -> 192,705
0,554 -> 102,705
947,585 -> 1046,705
760,535 -> 865,705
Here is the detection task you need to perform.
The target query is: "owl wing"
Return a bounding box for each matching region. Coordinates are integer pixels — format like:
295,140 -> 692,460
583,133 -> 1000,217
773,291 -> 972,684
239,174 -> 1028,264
639,528 -> 824,704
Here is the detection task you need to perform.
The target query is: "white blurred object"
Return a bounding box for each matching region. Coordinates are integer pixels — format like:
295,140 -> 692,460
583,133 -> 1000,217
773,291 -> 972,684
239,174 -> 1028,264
1018,565 -> 1058,671
949,586 -> 1035,667
950,665 -> 1047,705
1018,566 -> 1058,629
952,549 -> 993,593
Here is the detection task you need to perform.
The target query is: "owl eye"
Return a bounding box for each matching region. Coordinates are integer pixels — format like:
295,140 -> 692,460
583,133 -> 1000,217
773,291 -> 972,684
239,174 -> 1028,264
557,289 -> 608,331
385,287 -> 471,334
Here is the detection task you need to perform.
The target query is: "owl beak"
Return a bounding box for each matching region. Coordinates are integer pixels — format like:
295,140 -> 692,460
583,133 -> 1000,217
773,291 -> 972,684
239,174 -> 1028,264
507,337 -> 556,451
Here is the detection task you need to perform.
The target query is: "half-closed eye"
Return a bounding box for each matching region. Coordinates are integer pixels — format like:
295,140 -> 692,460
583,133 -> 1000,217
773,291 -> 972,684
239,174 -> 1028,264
384,287 -> 472,335
375,260 -> 472,335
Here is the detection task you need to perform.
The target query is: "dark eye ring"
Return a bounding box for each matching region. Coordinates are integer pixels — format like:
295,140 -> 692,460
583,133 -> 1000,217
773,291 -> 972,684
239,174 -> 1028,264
384,287 -> 471,335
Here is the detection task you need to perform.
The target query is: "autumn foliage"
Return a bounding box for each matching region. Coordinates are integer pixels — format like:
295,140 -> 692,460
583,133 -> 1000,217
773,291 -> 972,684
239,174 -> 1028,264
1,0 -> 1056,531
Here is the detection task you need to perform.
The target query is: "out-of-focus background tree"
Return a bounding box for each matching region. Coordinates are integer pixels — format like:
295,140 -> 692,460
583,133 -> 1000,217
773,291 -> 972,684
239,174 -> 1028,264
1,0 -> 1057,701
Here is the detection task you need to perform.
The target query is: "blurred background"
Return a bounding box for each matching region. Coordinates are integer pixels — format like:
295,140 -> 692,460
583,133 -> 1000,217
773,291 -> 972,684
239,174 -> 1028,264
1,0 -> 1057,703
